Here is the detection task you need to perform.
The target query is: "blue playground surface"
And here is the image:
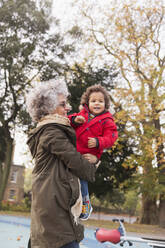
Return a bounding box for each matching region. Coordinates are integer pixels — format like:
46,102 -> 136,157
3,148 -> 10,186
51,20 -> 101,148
0,214 -> 161,248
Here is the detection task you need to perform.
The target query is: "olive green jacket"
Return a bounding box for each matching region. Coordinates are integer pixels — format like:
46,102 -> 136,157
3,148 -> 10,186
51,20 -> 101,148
27,114 -> 97,248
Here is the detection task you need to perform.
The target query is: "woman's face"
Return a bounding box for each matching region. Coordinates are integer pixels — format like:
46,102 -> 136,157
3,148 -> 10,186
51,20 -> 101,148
53,94 -> 69,117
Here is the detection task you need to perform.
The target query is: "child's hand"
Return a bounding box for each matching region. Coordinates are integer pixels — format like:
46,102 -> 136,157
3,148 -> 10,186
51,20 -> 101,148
74,115 -> 86,124
88,137 -> 97,148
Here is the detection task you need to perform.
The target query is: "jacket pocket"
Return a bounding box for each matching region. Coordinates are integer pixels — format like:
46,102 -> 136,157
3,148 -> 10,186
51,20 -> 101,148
68,177 -> 80,207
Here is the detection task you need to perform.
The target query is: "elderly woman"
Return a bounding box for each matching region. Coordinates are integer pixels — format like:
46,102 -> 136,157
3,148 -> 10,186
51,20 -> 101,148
26,79 -> 99,248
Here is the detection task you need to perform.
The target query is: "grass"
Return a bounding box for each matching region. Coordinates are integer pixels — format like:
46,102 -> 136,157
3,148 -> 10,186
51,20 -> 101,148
84,218 -> 165,238
0,211 -> 165,238
0,210 -> 30,218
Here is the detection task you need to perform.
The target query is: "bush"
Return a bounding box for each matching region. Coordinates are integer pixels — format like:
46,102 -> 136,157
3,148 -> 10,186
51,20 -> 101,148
1,200 -> 30,212
123,190 -> 140,216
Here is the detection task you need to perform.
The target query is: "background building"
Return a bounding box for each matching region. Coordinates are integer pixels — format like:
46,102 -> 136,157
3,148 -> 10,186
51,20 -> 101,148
3,164 -> 25,203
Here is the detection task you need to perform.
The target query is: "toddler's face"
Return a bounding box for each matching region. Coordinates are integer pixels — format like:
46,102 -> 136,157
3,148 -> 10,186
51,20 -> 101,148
88,91 -> 105,115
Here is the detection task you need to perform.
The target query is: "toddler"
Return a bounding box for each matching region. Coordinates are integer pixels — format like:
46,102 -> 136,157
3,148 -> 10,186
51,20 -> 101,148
69,84 -> 118,220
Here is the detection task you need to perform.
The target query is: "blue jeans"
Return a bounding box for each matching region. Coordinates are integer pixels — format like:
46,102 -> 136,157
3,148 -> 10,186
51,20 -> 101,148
61,241 -> 79,248
80,179 -> 88,198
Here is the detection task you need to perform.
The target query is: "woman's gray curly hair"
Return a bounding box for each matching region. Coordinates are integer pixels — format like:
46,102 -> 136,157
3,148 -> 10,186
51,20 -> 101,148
26,79 -> 69,122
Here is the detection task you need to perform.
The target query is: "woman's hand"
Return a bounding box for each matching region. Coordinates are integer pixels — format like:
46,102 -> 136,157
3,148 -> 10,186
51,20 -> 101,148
83,153 -> 98,164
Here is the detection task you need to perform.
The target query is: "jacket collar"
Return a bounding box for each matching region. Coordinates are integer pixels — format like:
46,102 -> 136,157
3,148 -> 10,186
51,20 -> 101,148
37,114 -> 71,127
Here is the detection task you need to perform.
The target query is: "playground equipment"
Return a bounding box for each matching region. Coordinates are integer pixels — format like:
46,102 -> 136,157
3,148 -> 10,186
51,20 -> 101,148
95,218 -> 165,248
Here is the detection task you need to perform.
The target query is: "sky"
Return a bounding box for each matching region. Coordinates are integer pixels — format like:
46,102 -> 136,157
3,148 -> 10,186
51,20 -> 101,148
14,130 -> 30,165
52,0 -> 74,17
52,0 -> 78,30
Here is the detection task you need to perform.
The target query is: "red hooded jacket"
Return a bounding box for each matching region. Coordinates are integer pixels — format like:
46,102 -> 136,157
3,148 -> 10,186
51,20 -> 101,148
68,105 -> 118,159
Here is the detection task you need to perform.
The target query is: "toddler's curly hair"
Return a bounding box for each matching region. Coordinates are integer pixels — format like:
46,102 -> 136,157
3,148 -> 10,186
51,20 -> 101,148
80,84 -> 110,111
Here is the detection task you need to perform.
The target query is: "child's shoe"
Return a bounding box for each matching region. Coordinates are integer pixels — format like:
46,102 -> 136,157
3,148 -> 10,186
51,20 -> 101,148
79,201 -> 93,220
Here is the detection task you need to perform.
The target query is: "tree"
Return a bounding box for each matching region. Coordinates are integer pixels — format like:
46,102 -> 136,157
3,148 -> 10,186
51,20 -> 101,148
0,0 -> 74,208
67,63 -> 137,206
123,190 -> 140,219
73,0 -> 165,226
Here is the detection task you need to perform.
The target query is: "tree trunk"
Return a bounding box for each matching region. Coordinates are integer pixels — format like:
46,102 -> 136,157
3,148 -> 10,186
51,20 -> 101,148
159,196 -> 165,228
0,138 -> 14,209
140,195 -> 158,225
140,147 -> 158,225
153,118 -> 165,228
158,166 -> 165,228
